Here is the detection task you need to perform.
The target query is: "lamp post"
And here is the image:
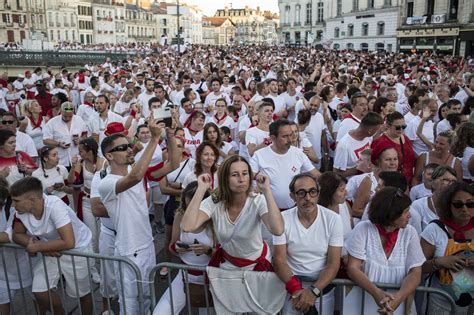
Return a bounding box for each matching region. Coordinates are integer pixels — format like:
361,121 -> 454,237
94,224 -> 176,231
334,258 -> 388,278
177,0 -> 180,52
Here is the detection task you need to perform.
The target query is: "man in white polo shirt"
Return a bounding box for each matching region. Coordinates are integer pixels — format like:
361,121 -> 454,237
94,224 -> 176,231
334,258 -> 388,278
273,173 -> 343,315
334,112 -> 383,178
11,176 -> 93,314
98,118 -> 180,314
250,119 -> 320,211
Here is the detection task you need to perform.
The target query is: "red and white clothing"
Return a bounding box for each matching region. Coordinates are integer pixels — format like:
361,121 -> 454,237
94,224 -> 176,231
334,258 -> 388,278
336,114 -> 361,142
209,113 -> 235,128
245,127 -> 269,156
334,133 -> 372,174
32,165 -> 69,200
24,116 -> 45,150
250,146 -> 314,210
0,151 -> 37,186
76,103 -> 97,125
16,131 -> 38,158
183,128 -> 203,158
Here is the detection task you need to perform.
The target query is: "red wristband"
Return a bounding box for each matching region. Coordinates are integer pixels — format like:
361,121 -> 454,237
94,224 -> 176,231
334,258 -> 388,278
285,275 -> 303,294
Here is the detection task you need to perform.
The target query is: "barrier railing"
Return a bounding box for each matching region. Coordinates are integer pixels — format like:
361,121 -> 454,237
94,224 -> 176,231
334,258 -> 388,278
0,243 -> 144,315
150,262 -> 458,315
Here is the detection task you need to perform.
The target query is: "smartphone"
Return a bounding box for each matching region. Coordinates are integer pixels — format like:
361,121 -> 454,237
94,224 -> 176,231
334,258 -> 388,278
176,242 -> 190,249
153,107 -> 172,127
53,182 -> 64,189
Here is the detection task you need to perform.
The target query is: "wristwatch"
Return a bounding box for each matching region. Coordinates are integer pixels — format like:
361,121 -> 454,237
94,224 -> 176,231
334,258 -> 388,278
310,284 -> 321,297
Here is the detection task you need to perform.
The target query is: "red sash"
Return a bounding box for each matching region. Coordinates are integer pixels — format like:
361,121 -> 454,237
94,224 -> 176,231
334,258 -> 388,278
208,242 -> 273,271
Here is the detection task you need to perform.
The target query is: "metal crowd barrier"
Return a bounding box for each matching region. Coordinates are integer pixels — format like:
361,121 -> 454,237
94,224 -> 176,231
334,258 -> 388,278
0,243 -> 144,315
150,262 -> 458,315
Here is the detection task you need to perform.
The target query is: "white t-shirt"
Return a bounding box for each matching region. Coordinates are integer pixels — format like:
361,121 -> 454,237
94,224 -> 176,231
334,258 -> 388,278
273,205 -> 344,278
15,131 -> 38,158
334,133 -> 372,172
183,128 -> 203,158
87,111 -> 125,144
76,104 -> 97,125
405,116 -> 434,157
268,94 -> 286,115
403,111 -> 417,124
436,119 -> 452,135
336,115 -> 361,142
98,174 -> 152,255
32,165 -> 69,199
42,115 -> 87,166
303,112 -> 326,161
199,193 -> 268,267
462,146 -> 474,181
137,91 -> 155,118
245,127 -> 269,156
409,196 -> 438,234
409,183 -> 432,201
250,146 -> 314,209
90,170 -> 114,230
15,195 -> 91,249
24,118 -> 45,150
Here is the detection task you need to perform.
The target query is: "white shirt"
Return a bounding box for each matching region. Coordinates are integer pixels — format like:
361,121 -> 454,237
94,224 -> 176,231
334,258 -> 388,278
336,115 -> 361,142
273,205 -> 344,278
137,91 -> 155,118
183,128 -> 203,158
87,111 -> 124,144
76,104 -> 97,125
15,195 -> 91,249
267,94 -> 286,115
435,119 -> 452,135
42,115 -> 87,166
98,174 -> 152,256
334,133 -> 372,172
250,146 -> 314,209
409,183 -> 432,201
461,146 -> 474,181
405,116 -> 434,157
282,92 -> 302,121
16,130 -> 38,157
32,165 -> 69,199
409,196 -> 438,234
245,127 -> 269,156
303,112 -> 326,161
90,170 -> 114,230
403,111 -> 417,124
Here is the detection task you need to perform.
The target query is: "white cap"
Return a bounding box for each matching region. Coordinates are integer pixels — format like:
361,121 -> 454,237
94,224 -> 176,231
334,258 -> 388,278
18,74 -> 24,78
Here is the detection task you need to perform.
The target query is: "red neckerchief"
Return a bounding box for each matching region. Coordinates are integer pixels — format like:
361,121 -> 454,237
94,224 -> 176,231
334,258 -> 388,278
29,115 -> 43,129
214,112 -> 228,125
84,101 -> 94,107
441,218 -> 474,240
346,113 -> 361,124
183,110 -> 198,128
375,224 -> 400,254
187,126 -> 199,134
79,73 -> 85,84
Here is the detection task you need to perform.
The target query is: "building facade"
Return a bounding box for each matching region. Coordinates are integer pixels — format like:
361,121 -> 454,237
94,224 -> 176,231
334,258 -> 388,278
202,17 -> 235,45
397,0 -> 474,57
215,6 -> 279,45
0,0 -> 29,43
78,0 -> 94,44
166,3 -> 203,44
278,0 -> 327,45
325,0 -> 400,51
125,4 -> 157,43
45,1 -> 79,44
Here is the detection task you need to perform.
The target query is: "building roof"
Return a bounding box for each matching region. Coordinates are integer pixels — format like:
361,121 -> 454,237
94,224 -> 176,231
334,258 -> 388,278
202,17 -> 234,27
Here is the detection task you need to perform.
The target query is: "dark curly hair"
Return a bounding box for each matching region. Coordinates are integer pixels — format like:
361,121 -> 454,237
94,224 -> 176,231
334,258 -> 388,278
437,181 -> 474,221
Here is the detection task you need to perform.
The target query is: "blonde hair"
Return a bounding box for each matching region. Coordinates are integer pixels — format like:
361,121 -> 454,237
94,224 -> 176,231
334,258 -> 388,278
21,99 -> 39,116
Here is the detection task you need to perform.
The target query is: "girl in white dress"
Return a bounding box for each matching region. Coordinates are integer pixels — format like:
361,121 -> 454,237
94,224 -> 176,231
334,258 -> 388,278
345,187 -> 425,315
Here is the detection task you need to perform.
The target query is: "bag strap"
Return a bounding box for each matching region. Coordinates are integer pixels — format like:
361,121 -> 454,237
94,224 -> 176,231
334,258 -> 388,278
4,196 -> 12,221
429,219 -> 452,239
399,136 -> 405,172
172,158 -> 190,183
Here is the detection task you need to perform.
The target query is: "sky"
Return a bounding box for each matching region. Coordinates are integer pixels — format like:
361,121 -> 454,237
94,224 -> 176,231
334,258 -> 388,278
181,0 -> 280,16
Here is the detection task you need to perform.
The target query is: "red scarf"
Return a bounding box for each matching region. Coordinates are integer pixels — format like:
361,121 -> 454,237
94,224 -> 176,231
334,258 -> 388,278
29,115 -> 43,129
208,242 -> 273,272
84,101 -> 94,107
214,112 -> 228,125
441,218 -> 474,240
78,73 -> 85,84
346,113 -> 361,124
375,224 -> 400,254
183,110 -> 198,129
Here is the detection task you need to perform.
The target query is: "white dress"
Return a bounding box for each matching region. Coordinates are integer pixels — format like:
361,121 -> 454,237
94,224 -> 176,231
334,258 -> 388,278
343,221 -> 426,315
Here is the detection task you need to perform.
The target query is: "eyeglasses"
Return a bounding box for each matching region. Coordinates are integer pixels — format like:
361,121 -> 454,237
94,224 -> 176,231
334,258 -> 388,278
107,143 -> 133,153
1,120 -> 15,125
391,124 -> 407,131
294,188 -> 319,199
451,201 -> 474,209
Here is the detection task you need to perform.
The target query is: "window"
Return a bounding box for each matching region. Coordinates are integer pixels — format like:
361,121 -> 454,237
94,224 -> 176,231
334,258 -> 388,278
348,24 -> 354,36
50,30 -> 54,40
387,44 -> 393,52
368,0 -> 375,8
306,3 -> 312,25
65,30 -> 68,41
448,0 -> 459,20
347,43 -> 354,50
377,22 -> 384,35
362,23 -> 369,36
335,27 -> 340,38
384,0 -> 392,6
333,43 -> 340,50
57,30 -> 60,41
317,2 -> 324,23
376,43 -> 384,51
360,43 -> 369,51
295,5 -> 301,24
427,0 -> 435,16
337,0 -> 342,16
353,0 -> 359,11
407,0 -> 414,17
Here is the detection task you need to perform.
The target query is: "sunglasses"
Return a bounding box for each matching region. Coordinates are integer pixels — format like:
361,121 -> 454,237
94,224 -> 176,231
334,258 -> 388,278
294,188 -> 320,199
107,143 -> 133,153
63,108 -> 74,112
1,120 -> 15,125
451,201 -> 474,209
391,124 -> 407,131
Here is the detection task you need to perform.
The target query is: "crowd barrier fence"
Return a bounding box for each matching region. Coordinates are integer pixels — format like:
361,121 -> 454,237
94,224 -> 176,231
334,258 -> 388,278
150,262 -> 458,315
0,243 -> 144,315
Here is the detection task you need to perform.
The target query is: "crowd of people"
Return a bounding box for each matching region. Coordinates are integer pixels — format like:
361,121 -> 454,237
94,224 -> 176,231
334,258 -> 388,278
0,45 -> 473,315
